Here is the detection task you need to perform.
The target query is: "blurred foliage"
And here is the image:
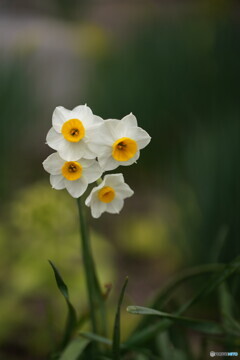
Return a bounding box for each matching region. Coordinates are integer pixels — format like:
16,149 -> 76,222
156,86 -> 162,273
0,182 -> 115,359
0,59 -> 37,200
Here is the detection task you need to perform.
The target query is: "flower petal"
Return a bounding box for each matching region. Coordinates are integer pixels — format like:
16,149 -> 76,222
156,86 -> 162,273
52,106 -> 72,132
83,161 -> 102,183
128,127 -> 151,149
117,151 -> 140,166
115,183 -> 134,198
116,113 -> 138,137
42,152 -> 64,175
50,174 -> 65,189
72,105 -> 95,127
58,139 -> 86,161
104,174 -> 134,198
91,198 -> 107,218
106,197 -> 124,214
87,121 -> 116,149
82,144 -> 97,159
46,127 -> 65,150
98,153 -> 119,171
104,173 -> 124,186
64,177 -> 88,198
85,189 -> 95,207
92,115 -> 104,125
98,151 -> 140,171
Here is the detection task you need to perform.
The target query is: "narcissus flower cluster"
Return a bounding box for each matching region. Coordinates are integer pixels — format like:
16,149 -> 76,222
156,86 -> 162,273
43,105 -> 151,218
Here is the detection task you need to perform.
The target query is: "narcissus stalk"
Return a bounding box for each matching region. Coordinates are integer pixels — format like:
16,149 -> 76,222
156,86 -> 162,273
77,197 -> 106,337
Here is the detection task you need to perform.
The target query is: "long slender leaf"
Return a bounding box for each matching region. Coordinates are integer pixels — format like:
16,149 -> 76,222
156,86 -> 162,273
49,260 -> 77,348
157,332 -> 188,360
127,306 -> 223,335
80,332 -> 112,346
112,277 -> 129,360
219,283 -> 240,336
178,256 -> 240,314
134,263 -> 225,334
59,338 -> 90,360
125,256 -> 240,347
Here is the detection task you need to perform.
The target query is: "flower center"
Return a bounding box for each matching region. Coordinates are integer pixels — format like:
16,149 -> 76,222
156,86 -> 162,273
62,161 -> 82,181
61,119 -> 85,143
98,186 -> 115,203
112,137 -> 137,161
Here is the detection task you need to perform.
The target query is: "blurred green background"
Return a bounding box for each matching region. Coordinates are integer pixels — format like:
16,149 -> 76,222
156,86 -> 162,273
0,0 -> 239,359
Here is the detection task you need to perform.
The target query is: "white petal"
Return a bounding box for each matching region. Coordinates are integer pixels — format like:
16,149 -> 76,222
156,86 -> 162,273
117,113 -> 138,136
104,173 -> 125,186
85,188 -> 96,206
122,113 -> 138,127
128,127 -> 151,149
42,152 -> 64,175
46,127 -> 65,150
76,158 -> 95,167
91,199 -> 107,218
58,140 -> 86,161
52,106 -> 72,132
86,122 -> 115,148
64,177 -> 88,198
85,193 -> 93,207
50,174 -> 65,189
83,161 -> 102,183
115,183 -> 134,198
106,198 -> 124,214
72,105 -> 94,127
99,151 -> 140,171
104,119 -> 120,140
104,174 -> 134,198
92,115 -> 104,125
85,186 -> 107,218
117,151 -> 140,166
98,154 -> 119,171
81,144 -> 97,159
87,141 -> 110,158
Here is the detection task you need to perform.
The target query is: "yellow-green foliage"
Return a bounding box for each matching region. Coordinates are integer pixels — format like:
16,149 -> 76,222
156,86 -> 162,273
0,182 -> 115,354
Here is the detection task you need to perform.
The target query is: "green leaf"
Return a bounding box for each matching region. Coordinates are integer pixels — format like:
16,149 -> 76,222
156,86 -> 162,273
80,332 -> 112,346
178,256 -> 240,314
49,260 -> 77,348
59,338 -> 90,360
112,277 -> 129,360
157,332 -> 189,360
127,306 -> 223,335
134,263 -> 225,334
219,283 -> 240,336
125,256 -> 240,347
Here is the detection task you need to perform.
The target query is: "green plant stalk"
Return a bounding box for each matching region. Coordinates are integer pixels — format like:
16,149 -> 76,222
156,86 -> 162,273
77,197 -> 104,335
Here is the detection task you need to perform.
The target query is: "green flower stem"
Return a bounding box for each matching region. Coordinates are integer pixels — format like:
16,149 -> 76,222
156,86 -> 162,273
96,177 -> 103,185
77,197 -> 99,334
77,197 -> 107,343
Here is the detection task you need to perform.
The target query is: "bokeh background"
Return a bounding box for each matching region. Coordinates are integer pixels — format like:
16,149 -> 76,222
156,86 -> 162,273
0,0 -> 239,359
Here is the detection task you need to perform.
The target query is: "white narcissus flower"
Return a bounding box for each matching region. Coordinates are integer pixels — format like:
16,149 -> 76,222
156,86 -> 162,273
87,113 -> 151,171
43,152 -> 102,198
85,174 -> 134,218
46,105 -> 103,161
